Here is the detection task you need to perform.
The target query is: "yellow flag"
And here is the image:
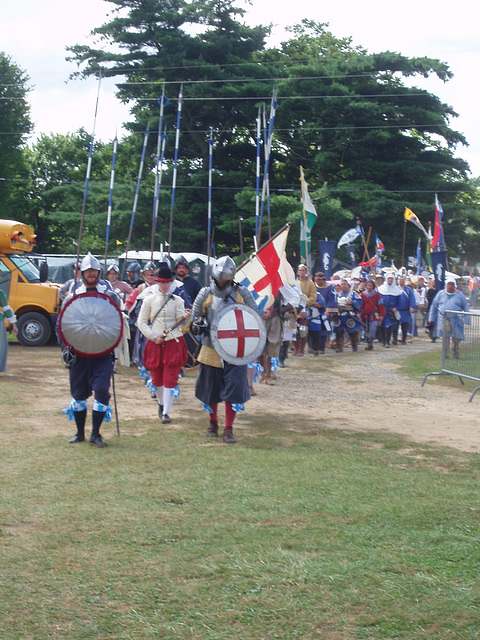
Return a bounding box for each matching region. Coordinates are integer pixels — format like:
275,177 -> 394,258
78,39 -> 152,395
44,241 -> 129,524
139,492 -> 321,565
116,239 -> 123,246
404,207 -> 429,238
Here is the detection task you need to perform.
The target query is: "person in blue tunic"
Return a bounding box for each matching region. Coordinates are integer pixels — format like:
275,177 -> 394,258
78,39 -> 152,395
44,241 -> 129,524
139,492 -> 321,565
378,273 -> 402,348
428,277 -> 469,358
332,279 -> 362,352
308,272 -> 334,355
394,276 -> 417,345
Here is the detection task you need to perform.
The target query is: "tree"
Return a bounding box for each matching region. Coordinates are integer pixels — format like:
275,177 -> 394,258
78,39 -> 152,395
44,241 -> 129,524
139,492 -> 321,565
64,10 -> 476,263
260,21 -> 471,263
0,53 -> 32,218
24,130 -> 140,253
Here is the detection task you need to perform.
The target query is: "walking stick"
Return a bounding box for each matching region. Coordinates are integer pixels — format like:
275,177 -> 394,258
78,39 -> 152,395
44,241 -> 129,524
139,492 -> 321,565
111,358 -> 120,437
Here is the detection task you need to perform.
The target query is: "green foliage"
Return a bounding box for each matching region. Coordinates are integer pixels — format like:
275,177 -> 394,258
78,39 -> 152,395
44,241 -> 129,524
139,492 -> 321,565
0,53 -> 32,219
3,5 -> 476,261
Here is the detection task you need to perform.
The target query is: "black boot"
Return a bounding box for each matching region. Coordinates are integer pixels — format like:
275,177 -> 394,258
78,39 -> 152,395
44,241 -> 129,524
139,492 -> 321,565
89,410 -> 107,447
206,421 -> 219,437
68,409 -> 86,443
223,428 -> 237,443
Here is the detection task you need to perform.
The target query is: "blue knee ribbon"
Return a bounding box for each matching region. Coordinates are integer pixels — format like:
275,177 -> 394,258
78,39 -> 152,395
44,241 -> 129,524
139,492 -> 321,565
92,400 -> 112,423
62,398 -> 88,421
202,403 -> 214,414
139,366 -> 149,380
232,403 -> 244,413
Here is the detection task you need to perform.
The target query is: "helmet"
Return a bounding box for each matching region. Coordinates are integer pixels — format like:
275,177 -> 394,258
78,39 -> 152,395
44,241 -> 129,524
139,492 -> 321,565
142,261 -> 157,273
174,255 -> 190,269
211,256 -> 236,297
80,252 -> 101,285
127,261 -> 141,274
212,256 -> 236,284
107,264 -> 120,274
61,347 -> 77,368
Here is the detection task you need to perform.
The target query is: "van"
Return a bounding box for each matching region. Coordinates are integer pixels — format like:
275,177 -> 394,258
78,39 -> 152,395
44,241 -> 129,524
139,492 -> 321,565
0,220 -> 61,346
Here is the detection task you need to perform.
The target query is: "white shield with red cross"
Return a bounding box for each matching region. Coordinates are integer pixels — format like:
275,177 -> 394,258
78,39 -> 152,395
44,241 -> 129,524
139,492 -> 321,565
210,303 -> 266,365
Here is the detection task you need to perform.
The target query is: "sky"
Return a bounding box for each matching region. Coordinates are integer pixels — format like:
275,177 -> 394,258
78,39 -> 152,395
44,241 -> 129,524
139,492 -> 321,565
2,0 -> 480,176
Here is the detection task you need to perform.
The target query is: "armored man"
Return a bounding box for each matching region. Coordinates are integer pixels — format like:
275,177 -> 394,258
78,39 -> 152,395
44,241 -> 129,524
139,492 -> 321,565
59,253 -> 122,447
192,256 -> 261,443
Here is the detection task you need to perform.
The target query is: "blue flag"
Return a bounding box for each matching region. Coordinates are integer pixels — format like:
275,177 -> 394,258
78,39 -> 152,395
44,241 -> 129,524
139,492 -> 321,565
345,244 -> 357,268
318,240 -> 336,280
431,250 -> 447,291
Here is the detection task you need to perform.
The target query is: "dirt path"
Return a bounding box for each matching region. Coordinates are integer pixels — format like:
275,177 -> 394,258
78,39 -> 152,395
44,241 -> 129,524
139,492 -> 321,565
3,335 -> 480,453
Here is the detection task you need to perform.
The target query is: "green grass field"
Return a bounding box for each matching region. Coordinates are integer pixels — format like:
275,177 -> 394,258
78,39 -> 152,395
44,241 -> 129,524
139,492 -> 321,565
1,369 -> 480,639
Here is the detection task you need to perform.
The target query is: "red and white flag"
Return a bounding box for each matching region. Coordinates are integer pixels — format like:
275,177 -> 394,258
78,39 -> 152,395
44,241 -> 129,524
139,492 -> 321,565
236,224 -> 296,314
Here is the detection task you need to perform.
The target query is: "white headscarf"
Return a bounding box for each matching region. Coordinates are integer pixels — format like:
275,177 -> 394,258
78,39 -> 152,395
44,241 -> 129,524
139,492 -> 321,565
378,273 -> 402,296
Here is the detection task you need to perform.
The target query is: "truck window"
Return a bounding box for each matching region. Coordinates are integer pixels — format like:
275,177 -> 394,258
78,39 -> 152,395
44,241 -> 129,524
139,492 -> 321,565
0,260 -> 11,297
10,256 -> 41,283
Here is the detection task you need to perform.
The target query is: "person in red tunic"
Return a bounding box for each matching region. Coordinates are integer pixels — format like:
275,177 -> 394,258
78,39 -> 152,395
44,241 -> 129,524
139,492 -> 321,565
360,279 -> 386,350
137,266 -> 190,423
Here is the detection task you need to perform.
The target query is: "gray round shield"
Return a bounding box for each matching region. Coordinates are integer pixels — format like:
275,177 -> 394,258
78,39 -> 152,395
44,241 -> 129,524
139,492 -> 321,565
58,291 -> 123,357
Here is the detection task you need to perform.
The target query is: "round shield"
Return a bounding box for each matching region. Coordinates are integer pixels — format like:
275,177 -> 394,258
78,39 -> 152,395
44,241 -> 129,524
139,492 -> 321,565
210,303 -> 266,365
58,292 -> 123,358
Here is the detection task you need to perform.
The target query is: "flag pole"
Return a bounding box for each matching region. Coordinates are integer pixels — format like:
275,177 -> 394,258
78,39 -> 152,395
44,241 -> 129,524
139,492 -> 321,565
238,222 -> 292,272
206,129 -> 213,284
255,105 -> 261,238
361,227 -> 372,264
121,121 -> 150,279
168,84 -> 183,256
401,216 -> 407,267
151,86 -> 168,258
258,87 -> 278,245
104,132 -> 117,272
76,70 -> 102,271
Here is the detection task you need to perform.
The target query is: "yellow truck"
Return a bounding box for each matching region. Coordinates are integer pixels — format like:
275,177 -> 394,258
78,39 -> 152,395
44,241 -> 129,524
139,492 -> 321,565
0,219 -> 61,346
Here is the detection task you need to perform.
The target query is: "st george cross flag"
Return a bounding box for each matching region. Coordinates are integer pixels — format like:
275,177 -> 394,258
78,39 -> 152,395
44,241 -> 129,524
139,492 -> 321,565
337,226 -> 361,248
431,194 -> 445,251
236,223 -> 296,315
404,207 -> 429,239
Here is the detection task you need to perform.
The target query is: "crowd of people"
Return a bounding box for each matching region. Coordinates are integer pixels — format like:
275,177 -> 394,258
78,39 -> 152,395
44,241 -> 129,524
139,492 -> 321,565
273,264 -> 472,370
23,252 -> 474,448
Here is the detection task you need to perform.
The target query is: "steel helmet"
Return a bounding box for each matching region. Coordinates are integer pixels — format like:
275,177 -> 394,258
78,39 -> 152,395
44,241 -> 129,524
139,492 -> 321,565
211,256 -> 236,297
142,260 -> 157,274
127,261 -> 141,274
174,255 -> 190,269
107,264 -> 120,274
80,252 -> 101,285
212,256 -> 236,283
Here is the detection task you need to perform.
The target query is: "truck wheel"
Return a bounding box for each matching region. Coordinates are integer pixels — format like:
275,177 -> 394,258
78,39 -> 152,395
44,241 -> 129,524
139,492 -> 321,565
17,312 -> 52,347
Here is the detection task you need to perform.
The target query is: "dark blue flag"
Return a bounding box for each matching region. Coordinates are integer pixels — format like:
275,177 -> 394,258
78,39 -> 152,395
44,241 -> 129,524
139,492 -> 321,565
318,240 -> 336,280
345,244 -> 357,269
431,250 -> 447,291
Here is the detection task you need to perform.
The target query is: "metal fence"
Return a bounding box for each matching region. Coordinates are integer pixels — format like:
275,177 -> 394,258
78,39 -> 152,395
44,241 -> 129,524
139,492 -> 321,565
422,310 -> 480,401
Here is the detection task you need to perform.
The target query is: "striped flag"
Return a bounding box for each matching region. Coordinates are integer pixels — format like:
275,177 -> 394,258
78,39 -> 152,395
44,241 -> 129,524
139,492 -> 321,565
431,194 -> 445,251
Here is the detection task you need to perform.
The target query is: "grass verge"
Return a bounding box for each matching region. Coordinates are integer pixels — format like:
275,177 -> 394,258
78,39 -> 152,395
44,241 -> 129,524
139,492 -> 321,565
1,402 -> 480,639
